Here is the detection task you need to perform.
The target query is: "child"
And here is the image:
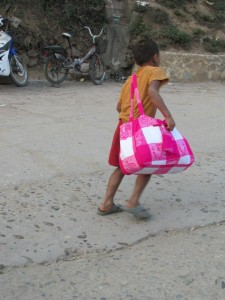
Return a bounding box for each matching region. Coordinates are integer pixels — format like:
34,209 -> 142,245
98,38 -> 176,218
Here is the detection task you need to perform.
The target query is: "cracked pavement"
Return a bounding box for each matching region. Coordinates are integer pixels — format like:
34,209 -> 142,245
0,78 -> 225,299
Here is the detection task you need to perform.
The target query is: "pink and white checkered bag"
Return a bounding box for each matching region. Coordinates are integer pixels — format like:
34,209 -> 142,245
119,74 -> 194,175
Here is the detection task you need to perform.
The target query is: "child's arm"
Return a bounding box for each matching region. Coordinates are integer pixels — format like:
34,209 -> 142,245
148,80 -> 176,131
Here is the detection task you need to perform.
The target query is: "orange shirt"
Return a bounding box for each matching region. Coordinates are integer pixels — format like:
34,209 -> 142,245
118,66 -> 168,122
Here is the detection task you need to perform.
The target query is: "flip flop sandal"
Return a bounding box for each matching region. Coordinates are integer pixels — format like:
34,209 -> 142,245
97,203 -> 123,216
121,204 -> 150,219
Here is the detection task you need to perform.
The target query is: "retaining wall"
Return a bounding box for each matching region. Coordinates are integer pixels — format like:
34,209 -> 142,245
161,52 -> 225,82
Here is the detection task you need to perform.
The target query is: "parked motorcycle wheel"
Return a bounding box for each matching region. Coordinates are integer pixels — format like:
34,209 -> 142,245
44,55 -> 68,85
89,54 -> 105,85
10,54 -> 29,87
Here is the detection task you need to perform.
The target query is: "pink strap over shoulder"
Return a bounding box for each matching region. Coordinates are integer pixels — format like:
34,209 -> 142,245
130,74 -> 144,121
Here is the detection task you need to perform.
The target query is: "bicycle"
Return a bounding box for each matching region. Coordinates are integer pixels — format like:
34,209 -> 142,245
42,26 -> 106,85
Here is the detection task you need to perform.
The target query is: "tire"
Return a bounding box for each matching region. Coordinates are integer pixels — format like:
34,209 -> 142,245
89,54 -> 105,85
44,55 -> 68,85
9,54 -> 29,87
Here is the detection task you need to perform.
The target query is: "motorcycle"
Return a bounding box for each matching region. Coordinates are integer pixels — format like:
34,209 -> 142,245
0,4 -> 28,86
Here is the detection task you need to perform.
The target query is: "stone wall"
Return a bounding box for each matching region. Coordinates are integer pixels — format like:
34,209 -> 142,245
161,52 -> 225,82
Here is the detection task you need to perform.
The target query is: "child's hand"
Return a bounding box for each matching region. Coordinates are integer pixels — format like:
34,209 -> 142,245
165,115 -> 176,131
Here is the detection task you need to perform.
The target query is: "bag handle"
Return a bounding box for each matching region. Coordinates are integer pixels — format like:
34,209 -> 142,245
130,73 -> 168,129
130,73 -> 144,121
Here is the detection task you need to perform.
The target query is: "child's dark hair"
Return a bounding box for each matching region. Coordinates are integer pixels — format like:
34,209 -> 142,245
132,39 -> 159,66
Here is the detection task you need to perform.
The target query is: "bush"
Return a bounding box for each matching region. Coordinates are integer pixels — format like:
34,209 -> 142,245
155,0 -> 196,9
174,10 -> 184,18
192,28 -> 205,41
130,20 -> 149,37
162,26 -> 191,49
208,0 -> 225,12
203,37 -> 225,53
147,8 -> 171,26
193,12 -> 225,30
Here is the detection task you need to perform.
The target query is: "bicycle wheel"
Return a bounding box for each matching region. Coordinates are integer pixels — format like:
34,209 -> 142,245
44,55 -> 68,85
9,54 -> 29,87
89,54 -> 105,85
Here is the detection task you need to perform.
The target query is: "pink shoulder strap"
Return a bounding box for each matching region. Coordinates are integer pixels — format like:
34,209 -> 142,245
130,73 -> 144,121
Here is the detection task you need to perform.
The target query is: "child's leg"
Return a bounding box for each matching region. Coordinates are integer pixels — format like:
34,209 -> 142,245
126,174 -> 151,208
99,167 -> 124,212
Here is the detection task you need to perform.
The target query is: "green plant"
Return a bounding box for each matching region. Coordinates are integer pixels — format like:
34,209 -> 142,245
42,0 -> 106,32
162,26 -> 191,49
130,20 -> 149,37
155,0 -> 196,9
193,11 -> 225,29
208,0 -> 225,12
203,37 -> 225,53
174,10 -> 184,17
158,41 -> 168,50
192,28 -> 206,41
147,8 -> 171,26
214,12 -> 225,23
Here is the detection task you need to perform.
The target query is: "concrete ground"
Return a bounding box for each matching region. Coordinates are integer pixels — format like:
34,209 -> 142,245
0,76 -> 224,299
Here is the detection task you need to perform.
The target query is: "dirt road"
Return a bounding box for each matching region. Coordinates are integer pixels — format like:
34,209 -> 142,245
0,78 -> 225,299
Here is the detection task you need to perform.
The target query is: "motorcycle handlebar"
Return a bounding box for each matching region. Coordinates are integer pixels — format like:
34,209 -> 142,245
0,4 -> 11,27
0,17 -> 8,27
